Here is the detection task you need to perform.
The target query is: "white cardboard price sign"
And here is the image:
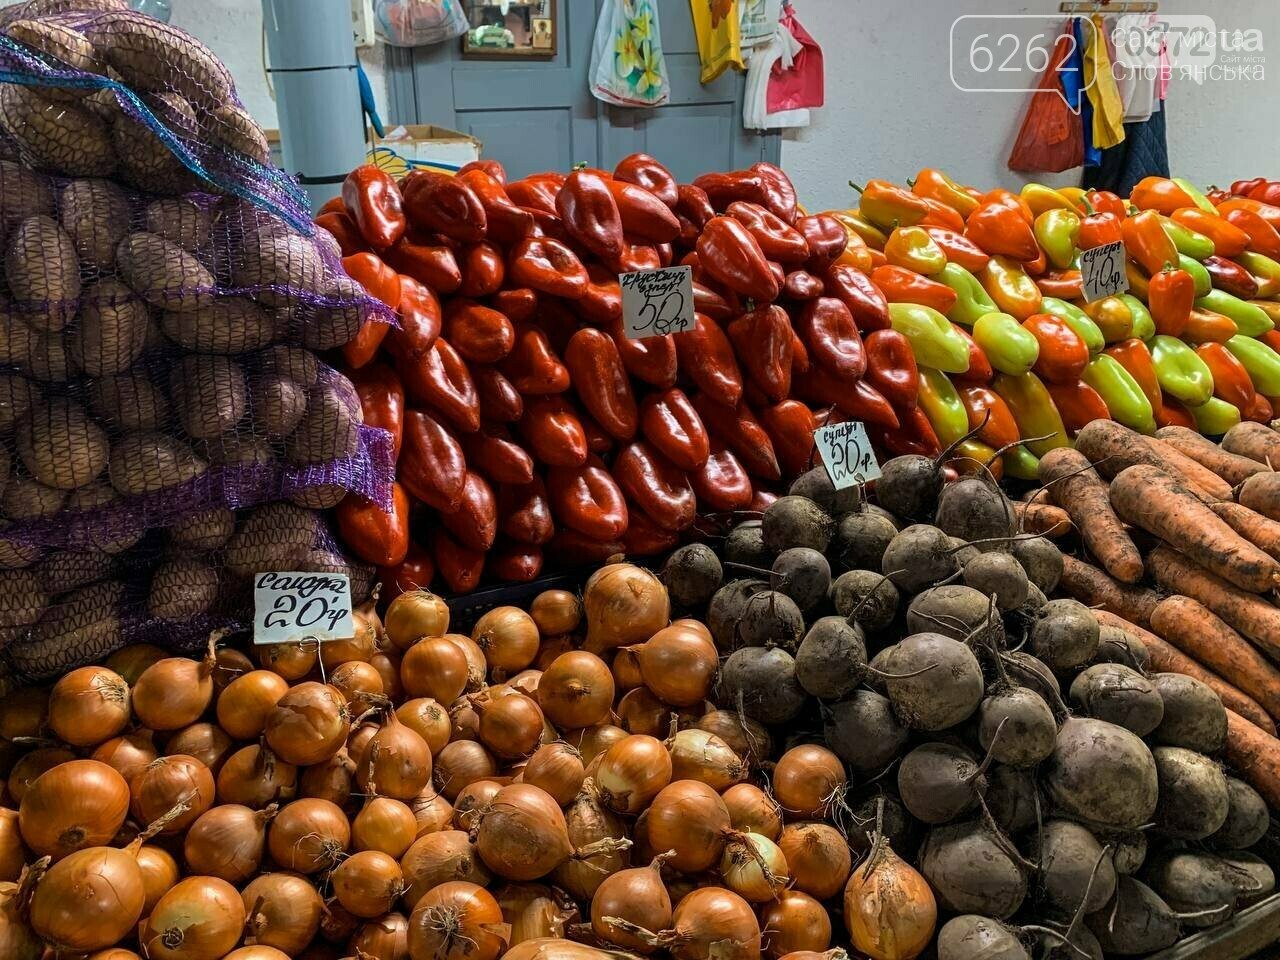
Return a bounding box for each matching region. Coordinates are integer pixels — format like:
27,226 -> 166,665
253,572 -> 354,645
619,265 -> 695,339
814,421 -> 881,490
1080,240 -> 1129,302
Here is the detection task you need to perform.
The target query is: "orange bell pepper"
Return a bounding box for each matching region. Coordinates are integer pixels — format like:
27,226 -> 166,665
956,384 -> 1020,448
966,196 -> 1039,261
832,231 -> 873,272
1122,210 -> 1180,275
980,255 -> 1042,321
924,228 -> 990,272
1037,270 -> 1083,300
1024,248 -> 1048,277
1155,395 -> 1197,429
1045,379 -> 1111,434
1182,308 -> 1237,344
1147,266 -> 1195,337
1170,208 -> 1250,258
1079,210 -> 1124,250
1131,177 -> 1200,215
1084,190 -> 1128,219
1196,342 -> 1256,412
1217,197 -> 1280,233
912,169 -> 980,219
1025,313 -> 1089,384
870,265 -> 957,314
853,179 -> 930,230
1223,207 -> 1280,259
1104,338 -> 1162,415
920,199 -> 967,233
981,188 -> 1035,223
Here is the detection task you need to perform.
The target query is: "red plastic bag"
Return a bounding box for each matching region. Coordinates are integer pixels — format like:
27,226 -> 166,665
767,3 -> 823,112
1008,30 -> 1084,173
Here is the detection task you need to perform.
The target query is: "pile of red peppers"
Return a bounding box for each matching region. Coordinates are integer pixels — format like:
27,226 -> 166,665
317,157 -> 901,593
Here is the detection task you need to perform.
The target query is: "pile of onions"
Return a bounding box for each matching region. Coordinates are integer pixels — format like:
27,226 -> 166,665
183,804 -> 276,883
267,799 -> 350,873
722,784 -> 782,840
632,622 -> 719,707
590,852 -> 673,951
536,652 -> 614,729
529,589 -> 581,637
773,744 -> 846,818
0,810 -> 23,882
28,844 -> 146,952
696,711 -> 772,765
384,589 -> 450,651
47,666 -> 131,746
397,697 -> 452,753
0,871 -> 41,960
353,794 -> 418,859
472,606 -> 540,678
719,831 -> 790,903
18,758 -> 129,859
139,875 -> 246,960
582,564 -> 669,653
613,887 -> 761,960
475,784 -> 573,881
433,740 -> 497,800
349,911 -> 410,960
408,880 -> 508,960
553,785 -> 629,901
256,639 -> 317,681
93,731 -> 159,784
779,822 -> 853,901
264,683 -> 350,766
595,735 -> 672,815
166,723 -> 234,774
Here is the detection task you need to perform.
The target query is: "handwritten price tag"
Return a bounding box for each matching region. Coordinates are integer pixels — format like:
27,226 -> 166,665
1080,240 -> 1129,302
253,572 -> 354,645
620,265 -> 695,339
814,421 -> 882,490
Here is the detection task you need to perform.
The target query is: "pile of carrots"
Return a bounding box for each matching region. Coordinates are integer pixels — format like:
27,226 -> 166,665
1027,419 -> 1280,807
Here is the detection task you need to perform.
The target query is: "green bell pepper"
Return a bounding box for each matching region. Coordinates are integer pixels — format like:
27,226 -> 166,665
889,302 -> 970,374
1119,294 -> 1156,341
917,367 -> 969,446
973,311 -> 1040,375
937,262 -> 998,328
1002,444 -> 1041,481
1160,216 -> 1215,261
1179,254 -> 1212,296
1081,354 -> 1157,434
1189,396 -> 1242,436
1150,334 -> 1215,407
992,371 -> 1070,457
1034,209 -> 1080,271
1196,290 -> 1274,338
1173,177 -> 1218,214
1224,334 -> 1280,396
1040,297 -> 1105,356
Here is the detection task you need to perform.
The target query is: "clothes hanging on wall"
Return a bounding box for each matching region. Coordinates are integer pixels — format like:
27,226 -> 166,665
691,0 -> 744,83
1083,14 -> 1125,149
1083,100 -> 1170,196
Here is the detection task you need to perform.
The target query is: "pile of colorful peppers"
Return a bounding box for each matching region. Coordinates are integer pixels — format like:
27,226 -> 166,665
832,171 -> 1280,480
317,157 -> 903,593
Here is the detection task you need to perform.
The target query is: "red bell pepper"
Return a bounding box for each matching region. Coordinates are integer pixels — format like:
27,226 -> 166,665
613,441 -> 696,532
498,475 -> 554,545
871,265 -> 958,314
399,409 -> 466,510
751,161 -> 799,223
796,296 -> 865,380
796,214 -> 849,272
347,361 -> 405,460
1148,266 -> 1195,337
579,411 -> 614,455
433,529 -> 485,594
386,235 -> 462,294
1223,207 -> 1280,259
676,184 -> 715,233
605,179 -> 681,244
1170,208 -> 1250,258
965,196 -> 1039,261
639,388 -> 710,471
384,275 -> 442,365
401,169 -> 487,243
1103,338 -> 1162,416
378,538 -> 434,602
505,177 -> 560,215
690,442 -> 753,511
725,201 -> 810,264
1122,210 -> 1180,275
614,153 -> 679,209
458,242 -> 505,298
1084,190 -> 1127,219
439,471 -> 498,552
1044,379 -> 1110,435
1246,393 -> 1274,424
621,509 -> 680,556
340,252 -> 400,367
1036,269 -> 1084,300
458,159 -> 507,184
398,337 -> 480,433
564,327 -> 638,441
951,324 -> 994,385
487,542 -> 543,583
507,237 -> 589,299
759,399 -> 816,477
673,314 -> 744,408
1196,342 -> 1256,412
574,267 -> 623,326
500,325 -> 570,395
519,395 -> 588,467
864,329 -> 919,411
458,168 -> 535,244
923,227 -> 990,272
697,216 -> 780,303
335,482 -> 409,568
491,287 -> 538,324
693,280 -> 739,322
784,270 -> 824,300
443,299 -> 515,364
691,394 -> 781,482
1204,256 -> 1260,299
462,425 -> 535,485
341,165 -> 406,251
1155,395 -> 1197,429
693,170 -> 773,213
838,379 -> 900,430
727,305 -> 793,402
473,364 -> 523,423
546,462 -> 629,539
956,384 -> 1020,449
823,264 -> 890,332
315,211 -> 366,257
607,314 -> 678,388
557,169 -> 626,264
1024,313 -> 1088,384
1077,210 -> 1123,250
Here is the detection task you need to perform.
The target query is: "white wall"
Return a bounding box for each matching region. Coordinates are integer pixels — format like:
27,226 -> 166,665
782,0 -> 1280,210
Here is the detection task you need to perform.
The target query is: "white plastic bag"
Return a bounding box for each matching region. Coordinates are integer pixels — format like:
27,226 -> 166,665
743,13 -> 809,129
590,0 -> 670,107
374,0 -> 468,47
739,0 -> 781,51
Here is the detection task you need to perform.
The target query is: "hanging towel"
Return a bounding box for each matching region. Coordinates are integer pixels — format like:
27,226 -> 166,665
1066,18 -> 1101,167
1113,13 -> 1159,121
691,0 -> 744,83
1083,103 -> 1169,196
1084,14 -> 1126,149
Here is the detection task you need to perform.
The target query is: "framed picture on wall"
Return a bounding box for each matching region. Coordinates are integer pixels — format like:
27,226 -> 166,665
462,0 -> 557,58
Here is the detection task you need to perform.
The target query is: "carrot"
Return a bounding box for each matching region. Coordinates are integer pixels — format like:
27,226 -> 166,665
1146,438 -> 1234,500
1148,544 -> 1280,661
1221,421 -> 1280,466
1225,710 -> 1280,809
1039,448 -> 1143,582
1074,420 -> 1222,502
1238,472 -> 1280,523
1153,425 -> 1271,485
1059,556 -> 1159,626
1210,501 -> 1280,562
1095,610 -> 1275,734
1110,464 -> 1280,593
1149,595 -> 1280,720
1012,501 -> 1073,539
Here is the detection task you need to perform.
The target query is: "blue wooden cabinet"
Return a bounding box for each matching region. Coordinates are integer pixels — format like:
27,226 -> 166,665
384,0 -> 780,179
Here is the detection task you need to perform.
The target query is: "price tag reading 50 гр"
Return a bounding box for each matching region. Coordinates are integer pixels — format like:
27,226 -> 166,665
253,572 -> 354,645
1080,240 -> 1129,302
814,421 -> 882,490
620,265 -> 695,339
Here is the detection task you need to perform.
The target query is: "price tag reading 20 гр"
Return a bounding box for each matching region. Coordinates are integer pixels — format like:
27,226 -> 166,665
620,265 -> 695,339
1080,240 -> 1129,303
814,421 -> 882,490
253,572 -> 354,645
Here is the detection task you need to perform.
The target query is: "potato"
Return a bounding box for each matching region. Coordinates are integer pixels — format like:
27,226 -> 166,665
5,214 -> 79,331
254,344 -> 319,387
3,473 -> 66,519
231,231 -> 326,306
112,93 -> 200,196
15,398 -> 108,490
0,84 -> 115,177
0,306 -> 34,367
198,434 -> 272,467
58,179 -> 130,271
38,550 -> 117,596
0,568 -> 47,645
0,521 -> 42,570
170,354 -> 249,440
88,371 -> 170,433
289,484 -> 346,510
285,377 -> 362,464
149,559 -> 219,620
62,481 -> 144,554
300,275 -> 367,349
11,580 -> 124,680
69,280 -> 150,377
0,160 -> 54,237
144,197 -> 213,252
116,232 -> 215,310
23,329 -> 72,382
5,19 -> 101,73
160,296 -> 278,354
108,432 -> 207,496
206,102 -> 270,164
251,373 -> 308,438
93,11 -> 234,108
0,375 -> 40,434
168,508 -> 235,552
2,0 -> 127,21
224,502 -> 323,579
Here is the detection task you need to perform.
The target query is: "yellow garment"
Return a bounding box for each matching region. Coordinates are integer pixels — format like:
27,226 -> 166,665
1084,14 -> 1126,149
690,0 -> 743,83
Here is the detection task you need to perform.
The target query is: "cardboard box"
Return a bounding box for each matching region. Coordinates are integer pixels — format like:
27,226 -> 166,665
265,124 -> 483,177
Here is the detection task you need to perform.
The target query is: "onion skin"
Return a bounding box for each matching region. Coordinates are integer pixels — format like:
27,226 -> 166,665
433,739 -> 498,800
223,948 -> 292,960
28,845 -> 146,952
667,729 -> 746,792
537,651 -> 615,730
843,840 -> 936,960
408,880 -> 508,960
566,725 -> 628,766
132,655 -> 214,731
299,749 -> 356,807
615,687 -> 668,738
384,590 -> 450,651
453,779 -> 503,832
216,745 -> 297,809
267,798 -> 351,874
19,758 -> 129,860
48,666 -> 131,746
91,731 -> 159,785
720,831 -> 790,903
0,875 -> 42,960
583,563 -> 670,654
397,697 -> 452,753
773,745 -> 846,819
475,783 -> 573,881
165,723 -> 235,776
696,711 -> 772,765
241,873 -> 324,955
596,735 -> 672,815
497,882 -> 576,946
401,637 -> 470,704
447,634 -> 488,692
669,887 -> 762,960
779,822 -> 852,901
332,850 -> 405,918
357,711 -> 433,799
761,891 -> 832,959
401,830 -> 492,907
722,784 -> 782,840
217,670 -> 290,740
320,606 -> 379,670
476,690 -> 546,759
349,911 -> 410,960
265,682 -> 351,766
257,639 -> 318,681
212,647 -> 254,693
503,940 -> 651,960
183,804 -> 275,883
553,784 -> 630,901
140,875 -> 247,960
130,755 -> 216,835
635,624 -> 718,707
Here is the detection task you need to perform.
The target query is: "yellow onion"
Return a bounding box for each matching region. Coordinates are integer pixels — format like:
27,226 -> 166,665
472,606 -> 541,678
164,723 -> 235,775
530,589 -> 582,636
453,779 -> 504,831
267,798 -> 350,873
843,828 -> 936,960
447,633 -> 488,691
646,780 -> 731,873
212,647 -> 255,693
409,787 -> 454,837
8,747 -> 74,803
779,822 -> 852,901
633,624 -> 718,707
401,636 -> 470,704
475,689 -> 545,759
433,739 -> 497,800
216,743 -> 297,808
590,851 -> 673,953
216,670 -> 290,740
349,912 -> 410,960
523,742 -> 585,806
582,563 -> 669,654
534,635 -> 575,670
136,844 -> 180,914
356,708 -> 433,799
19,758 -> 129,859
506,940 -> 655,960
408,880 -> 508,960
596,735 -> 672,815
497,882 -> 577,946
131,637 -> 219,731
29,845 -> 145,952
88,950 -> 146,960
773,745 -> 846,818
353,794 -> 418,858
370,647 -> 404,701
565,724 -> 628,766
611,646 -> 644,691
1,868 -> 42,960
666,729 -> 746,791
130,755 -> 215,834
333,849 -> 404,917
397,697 -> 451,753
183,803 -> 277,883
552,783 -> 630,901
537,651 -> 614,730
299,748 -> 356,806
761,890 -> 832,958
241,873 -> 324,955
320,599 -> 380,670
47,665 -> 131,746
722,784 -> 782,841
384,589 -> 450,651
401,830 -> 492,908
616,887 -> 761,960
265,682 -> 351,766
475,783 -> 573,881
256,638 -> 318,681
92,730 -> 159,784
720,831 -> 789,903
0,810 -> 22,882
616,687 -> 670,738
696,711 -> 772,765
139,875 -> 246,960
105,643 -> 167,685
330,660 -> 385,717
223,948 -> 292,960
